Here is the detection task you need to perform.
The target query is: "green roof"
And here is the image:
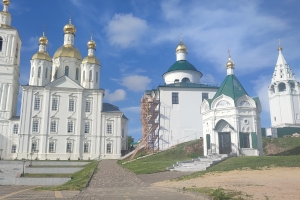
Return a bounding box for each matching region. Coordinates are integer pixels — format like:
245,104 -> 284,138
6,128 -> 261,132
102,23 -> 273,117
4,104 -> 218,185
212,74 -> 248,105
165,60 -> 200,74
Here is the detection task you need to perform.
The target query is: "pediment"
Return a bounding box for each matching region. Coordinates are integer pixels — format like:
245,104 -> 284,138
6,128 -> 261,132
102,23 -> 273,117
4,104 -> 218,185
45,76 -> 83,89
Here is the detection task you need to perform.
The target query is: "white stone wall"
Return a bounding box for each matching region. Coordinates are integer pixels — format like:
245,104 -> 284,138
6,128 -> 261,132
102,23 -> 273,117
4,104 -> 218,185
163,70 -> 202,84
158,87 -> 218,150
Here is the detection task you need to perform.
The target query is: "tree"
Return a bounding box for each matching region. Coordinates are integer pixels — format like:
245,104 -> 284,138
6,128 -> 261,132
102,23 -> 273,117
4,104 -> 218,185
127,135 -> 134,150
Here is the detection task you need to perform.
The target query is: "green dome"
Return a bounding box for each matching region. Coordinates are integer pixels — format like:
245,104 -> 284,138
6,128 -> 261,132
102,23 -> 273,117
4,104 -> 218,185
166,60 -> 199,73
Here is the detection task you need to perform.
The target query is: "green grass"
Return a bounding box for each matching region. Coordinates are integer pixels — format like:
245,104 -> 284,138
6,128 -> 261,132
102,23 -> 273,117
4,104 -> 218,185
24,173 -> 72,178
30,165 -> 85,168
35,160 -> 99,191
177,155 -> 300,181
118,139 -> 203,174
185,187 -> 250,200
263,137 -> 300,155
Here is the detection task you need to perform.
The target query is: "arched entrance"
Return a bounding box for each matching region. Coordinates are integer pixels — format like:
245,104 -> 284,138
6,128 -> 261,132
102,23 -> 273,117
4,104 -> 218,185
215,119 -> 233,154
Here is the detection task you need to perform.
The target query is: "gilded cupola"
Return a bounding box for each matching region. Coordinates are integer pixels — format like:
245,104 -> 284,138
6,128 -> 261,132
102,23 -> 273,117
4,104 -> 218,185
226,50 -> 235,69
3,0 -> 9,6
32,32 -> 51,61
63,19 -> 76,34
82,38 -> 100,65
175,37 -> 188,53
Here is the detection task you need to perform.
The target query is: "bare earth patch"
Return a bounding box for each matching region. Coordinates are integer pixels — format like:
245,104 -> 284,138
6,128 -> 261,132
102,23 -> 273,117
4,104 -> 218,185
155,167 -> 300,200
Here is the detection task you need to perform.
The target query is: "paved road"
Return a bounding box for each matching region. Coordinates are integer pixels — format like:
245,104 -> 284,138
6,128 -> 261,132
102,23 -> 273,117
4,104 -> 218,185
0,160 -> 209,199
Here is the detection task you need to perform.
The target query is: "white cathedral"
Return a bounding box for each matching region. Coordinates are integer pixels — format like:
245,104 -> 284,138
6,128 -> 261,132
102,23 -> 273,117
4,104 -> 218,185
0,0 -> 128,160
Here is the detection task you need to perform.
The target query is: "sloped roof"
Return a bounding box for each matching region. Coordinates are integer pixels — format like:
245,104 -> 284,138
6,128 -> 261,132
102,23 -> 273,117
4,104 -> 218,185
212,74 -> 248,105
102,103 -> 128,120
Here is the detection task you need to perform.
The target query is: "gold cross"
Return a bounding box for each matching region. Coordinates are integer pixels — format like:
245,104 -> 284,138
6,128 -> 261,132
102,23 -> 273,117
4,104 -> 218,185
227,49 -> 231,57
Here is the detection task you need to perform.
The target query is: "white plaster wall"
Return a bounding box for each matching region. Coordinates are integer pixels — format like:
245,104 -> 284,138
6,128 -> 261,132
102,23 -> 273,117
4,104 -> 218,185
29,59 -> 52,86
52,57 -> 82,84
158,87 -> 218,150
81,63 -> 100,89
163,70 -> 202,84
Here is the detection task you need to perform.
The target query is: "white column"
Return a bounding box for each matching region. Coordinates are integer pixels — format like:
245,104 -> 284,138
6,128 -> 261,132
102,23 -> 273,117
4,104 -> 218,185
1,84 -> 7,110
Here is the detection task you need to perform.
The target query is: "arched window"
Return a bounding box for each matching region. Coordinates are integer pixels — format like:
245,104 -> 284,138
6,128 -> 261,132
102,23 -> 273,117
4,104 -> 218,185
75,68 -> 79,80
270,85 -> 275,93
83,70 -> 85,81
45,68 -> 48,78
182,77 -> 190,83
278,83 -> 286,92
0,37 -> 3,52
96,72 -> 98,83
38,67 -> 41,78
290,82 -> 295,91
89,70 -> 92,81
65,66 -> 69,76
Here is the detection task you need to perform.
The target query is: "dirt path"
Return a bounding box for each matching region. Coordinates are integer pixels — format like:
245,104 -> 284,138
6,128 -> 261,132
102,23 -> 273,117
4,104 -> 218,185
155,167 -> 300,200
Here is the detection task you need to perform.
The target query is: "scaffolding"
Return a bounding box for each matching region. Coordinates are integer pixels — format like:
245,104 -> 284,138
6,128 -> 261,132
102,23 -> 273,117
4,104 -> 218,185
130,91 -> 159,159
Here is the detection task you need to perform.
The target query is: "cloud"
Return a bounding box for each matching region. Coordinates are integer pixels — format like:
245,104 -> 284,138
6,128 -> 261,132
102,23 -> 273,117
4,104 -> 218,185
104,89 -> 126,102
106,13 -> 148,48
22,36 -> 39,52
121,106 -> 140,113
112,75 -> 151,92
201,73 -> 216,84
252,75 -> 271,113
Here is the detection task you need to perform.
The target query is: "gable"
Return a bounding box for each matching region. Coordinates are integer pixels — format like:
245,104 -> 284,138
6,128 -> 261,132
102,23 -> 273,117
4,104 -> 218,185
45,76 -> 83,89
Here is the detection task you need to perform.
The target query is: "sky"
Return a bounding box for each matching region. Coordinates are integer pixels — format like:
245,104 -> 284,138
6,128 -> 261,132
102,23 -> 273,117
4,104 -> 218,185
8,0 -> 300,141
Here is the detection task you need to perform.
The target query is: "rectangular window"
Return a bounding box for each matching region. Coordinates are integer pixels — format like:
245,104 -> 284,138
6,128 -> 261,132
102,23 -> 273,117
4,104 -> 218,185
107,123 -> 112,134
122,128 -> 124,138
31,142 -> 37,152
172,93 -> 179,104
69,99 -> 75,111
32,120 -> 39,132
49,142 -> 55,153
11,145 -> 17,153
85,101 -> 91,112
34,97 -> 40,110
240,133 -> 250,148
84,143 -> 89,153
52,98 -> 58,111
202,93 -> 209,101
85,121 -> 90,133
66,142 -> 72,153
106,143 -> 112,154
67,121 -> 74,133
50,121 -> 57,133
96,72 -> 98,83
13,124 -> 19,134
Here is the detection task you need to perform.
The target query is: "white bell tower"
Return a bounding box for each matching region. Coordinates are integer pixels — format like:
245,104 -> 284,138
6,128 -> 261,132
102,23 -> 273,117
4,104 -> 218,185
268,43 -> 300,128
0,0 -> 22,119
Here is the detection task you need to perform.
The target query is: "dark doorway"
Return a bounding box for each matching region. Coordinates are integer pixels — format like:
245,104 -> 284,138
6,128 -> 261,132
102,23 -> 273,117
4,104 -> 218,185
218,132 -> 231,154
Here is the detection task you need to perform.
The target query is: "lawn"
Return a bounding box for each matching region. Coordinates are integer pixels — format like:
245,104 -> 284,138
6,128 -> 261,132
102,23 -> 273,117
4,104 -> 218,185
118,139 -> 203,174
24,173 -> 72,178
177,155 -> 300,181
263,137 -> 300,155
36,160 -> 99,191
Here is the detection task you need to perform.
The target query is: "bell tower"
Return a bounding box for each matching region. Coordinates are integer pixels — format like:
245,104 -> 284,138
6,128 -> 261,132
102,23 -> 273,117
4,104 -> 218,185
0,0 -> 22,119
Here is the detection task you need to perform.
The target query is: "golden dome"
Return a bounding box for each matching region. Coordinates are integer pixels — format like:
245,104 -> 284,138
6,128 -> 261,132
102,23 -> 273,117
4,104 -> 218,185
87,39 -> 96,49
63,23 -> 76,34
226,57 -> 235,69
39,35 -> 48,45
82,55 -> 100,65
3,0 -> 10,6
32,52 -> 51,62
176,41 -> 188,53
53,44 -> 82,60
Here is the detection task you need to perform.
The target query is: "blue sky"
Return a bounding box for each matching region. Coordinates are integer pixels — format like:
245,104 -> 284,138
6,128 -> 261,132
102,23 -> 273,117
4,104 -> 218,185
9,0 -> 300,140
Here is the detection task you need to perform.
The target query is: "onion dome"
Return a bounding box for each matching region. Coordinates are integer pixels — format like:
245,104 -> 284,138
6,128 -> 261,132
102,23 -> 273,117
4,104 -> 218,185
3,0 -> 9,5
226,57 -> 235,69
175,37 -> 188,53
82,56 -> 100,65
39,34 -> 48,45
53,44 -> 82,60
63,21 -> 76,34
87,39 -> 96,49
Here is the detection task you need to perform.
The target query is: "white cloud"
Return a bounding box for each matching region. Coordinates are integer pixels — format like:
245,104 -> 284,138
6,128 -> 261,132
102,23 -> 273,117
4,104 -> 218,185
22,36 -> 39,52
121,106 -> 140,113
106,13 -> 148,48
252,75 -> 271,113
104,89 -> 126,102
201,73 -> 216,84
114,75 -> 151,92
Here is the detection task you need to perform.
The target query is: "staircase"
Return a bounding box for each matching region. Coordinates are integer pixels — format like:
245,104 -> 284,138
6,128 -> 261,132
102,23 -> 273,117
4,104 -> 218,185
166,154 -> 234,172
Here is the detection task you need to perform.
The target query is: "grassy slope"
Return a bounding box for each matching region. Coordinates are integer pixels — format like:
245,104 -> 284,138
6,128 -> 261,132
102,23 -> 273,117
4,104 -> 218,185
36,160 -> 99,191
177,155 -> 300,180
263,137 -> 300,155
119,139 -> 203,174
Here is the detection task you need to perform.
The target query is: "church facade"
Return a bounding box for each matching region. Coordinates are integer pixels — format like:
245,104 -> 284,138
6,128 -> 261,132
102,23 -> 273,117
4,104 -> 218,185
0,0 -> 128,160
201,55 -> 263,156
